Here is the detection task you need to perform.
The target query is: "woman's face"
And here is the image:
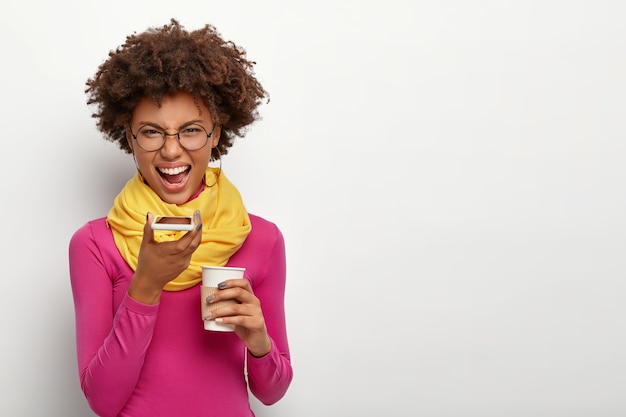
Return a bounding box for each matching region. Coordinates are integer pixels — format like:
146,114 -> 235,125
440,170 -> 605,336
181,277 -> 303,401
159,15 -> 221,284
128,92 -> 220,204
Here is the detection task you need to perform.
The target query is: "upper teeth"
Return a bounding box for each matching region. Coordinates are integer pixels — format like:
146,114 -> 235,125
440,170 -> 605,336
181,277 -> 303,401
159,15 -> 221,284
159,166 -> 188,175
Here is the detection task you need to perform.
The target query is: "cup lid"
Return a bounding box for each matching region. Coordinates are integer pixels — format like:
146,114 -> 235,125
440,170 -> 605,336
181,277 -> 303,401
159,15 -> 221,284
201,265 -> 246,271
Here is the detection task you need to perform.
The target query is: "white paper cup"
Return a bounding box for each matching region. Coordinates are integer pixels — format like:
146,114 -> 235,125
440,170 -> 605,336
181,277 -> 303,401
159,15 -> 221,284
201,266 -> 245,332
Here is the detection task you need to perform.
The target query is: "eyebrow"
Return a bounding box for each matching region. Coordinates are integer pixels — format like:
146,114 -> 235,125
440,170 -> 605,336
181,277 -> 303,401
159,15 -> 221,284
136,119 -> 205,130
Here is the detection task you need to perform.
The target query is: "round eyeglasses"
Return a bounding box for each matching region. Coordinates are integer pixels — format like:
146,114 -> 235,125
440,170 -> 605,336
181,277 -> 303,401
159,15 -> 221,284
130,123 -> 215,152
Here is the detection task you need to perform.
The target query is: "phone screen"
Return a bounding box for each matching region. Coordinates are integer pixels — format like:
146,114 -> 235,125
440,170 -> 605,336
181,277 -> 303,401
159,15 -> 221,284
156,216 -> 192,225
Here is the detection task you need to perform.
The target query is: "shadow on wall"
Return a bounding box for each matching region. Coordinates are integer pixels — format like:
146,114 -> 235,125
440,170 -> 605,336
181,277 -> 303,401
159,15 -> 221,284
45,272 -> 97,417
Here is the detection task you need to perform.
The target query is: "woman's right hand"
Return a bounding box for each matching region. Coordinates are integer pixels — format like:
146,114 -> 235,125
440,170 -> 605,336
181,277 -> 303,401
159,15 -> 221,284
128,210 -> 202,304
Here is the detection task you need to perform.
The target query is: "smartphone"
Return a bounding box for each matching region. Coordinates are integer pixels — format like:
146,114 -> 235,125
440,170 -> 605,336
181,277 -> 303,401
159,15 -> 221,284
151,215 -> 195,231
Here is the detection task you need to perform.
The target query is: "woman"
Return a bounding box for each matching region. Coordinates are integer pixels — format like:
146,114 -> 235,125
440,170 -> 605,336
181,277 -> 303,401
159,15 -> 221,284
69,19 -> 293,417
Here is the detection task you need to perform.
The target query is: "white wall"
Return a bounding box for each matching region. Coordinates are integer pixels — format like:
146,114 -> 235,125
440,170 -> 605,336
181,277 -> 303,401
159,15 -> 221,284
1,1 -> 625,415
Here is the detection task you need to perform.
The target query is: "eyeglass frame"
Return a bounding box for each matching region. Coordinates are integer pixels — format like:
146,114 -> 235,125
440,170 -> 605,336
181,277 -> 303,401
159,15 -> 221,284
128,122 -> 217,152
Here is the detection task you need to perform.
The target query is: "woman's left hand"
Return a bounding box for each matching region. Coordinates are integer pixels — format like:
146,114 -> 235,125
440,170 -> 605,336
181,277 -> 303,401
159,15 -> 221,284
205,279 -> 272,357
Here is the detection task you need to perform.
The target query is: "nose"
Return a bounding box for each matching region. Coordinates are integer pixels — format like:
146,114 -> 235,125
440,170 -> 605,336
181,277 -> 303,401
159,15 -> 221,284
160,133 -> 184,158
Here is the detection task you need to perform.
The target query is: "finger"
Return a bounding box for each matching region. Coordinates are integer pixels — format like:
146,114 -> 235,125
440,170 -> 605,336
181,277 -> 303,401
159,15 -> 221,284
182,210 -> 202,237
142,212 -> 156,246
194,210 -> 202,230
212,306 -> 267,332
209,302 -> 257,321
191,209 -> 203,243
218,278 -> 251,292
211,286 -> 257,305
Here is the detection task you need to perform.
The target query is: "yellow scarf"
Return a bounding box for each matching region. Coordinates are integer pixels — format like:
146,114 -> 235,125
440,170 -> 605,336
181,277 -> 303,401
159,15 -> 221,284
107,168 -> 251,291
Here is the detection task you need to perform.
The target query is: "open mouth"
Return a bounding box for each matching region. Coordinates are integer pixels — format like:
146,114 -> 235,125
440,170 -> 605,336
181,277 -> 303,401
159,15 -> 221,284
158,166 -> 190,184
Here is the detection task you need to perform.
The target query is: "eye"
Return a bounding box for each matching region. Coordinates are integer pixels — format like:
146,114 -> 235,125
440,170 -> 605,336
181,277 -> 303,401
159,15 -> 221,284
139,127 -> 163,138
179,125 -> 206,139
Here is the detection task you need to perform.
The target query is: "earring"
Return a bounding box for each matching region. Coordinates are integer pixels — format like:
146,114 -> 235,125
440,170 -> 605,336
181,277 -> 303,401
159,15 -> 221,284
205,147 -> 222,188
131,151 -> 145,183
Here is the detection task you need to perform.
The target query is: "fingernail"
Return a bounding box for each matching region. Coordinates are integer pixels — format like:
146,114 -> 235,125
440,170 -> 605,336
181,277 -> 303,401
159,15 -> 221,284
203,313 -> 211,319
196,223 -> 202,232
217,281 -> 227,289
205,295 -> 214,303
214,318 -> 224,323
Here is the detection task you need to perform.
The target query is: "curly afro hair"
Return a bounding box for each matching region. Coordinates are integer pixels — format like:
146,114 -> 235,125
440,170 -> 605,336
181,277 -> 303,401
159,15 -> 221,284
85,19 -> 268,160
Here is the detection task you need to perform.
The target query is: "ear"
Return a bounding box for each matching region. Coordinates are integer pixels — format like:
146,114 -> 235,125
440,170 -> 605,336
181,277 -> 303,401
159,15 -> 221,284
210,125 -> 221,148
125,126 -> 134,151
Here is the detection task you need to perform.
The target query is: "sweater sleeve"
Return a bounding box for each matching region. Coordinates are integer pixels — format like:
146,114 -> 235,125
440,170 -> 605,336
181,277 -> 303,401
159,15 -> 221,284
69,223 -> 158,417
246,225 -> 293,404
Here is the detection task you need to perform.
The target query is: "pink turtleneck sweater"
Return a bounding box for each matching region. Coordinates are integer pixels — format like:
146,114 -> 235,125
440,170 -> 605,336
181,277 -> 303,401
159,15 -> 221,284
69,214 -> 293,417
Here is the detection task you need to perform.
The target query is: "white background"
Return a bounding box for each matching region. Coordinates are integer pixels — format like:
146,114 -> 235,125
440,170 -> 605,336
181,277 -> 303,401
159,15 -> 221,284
1,1 -> 625,416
